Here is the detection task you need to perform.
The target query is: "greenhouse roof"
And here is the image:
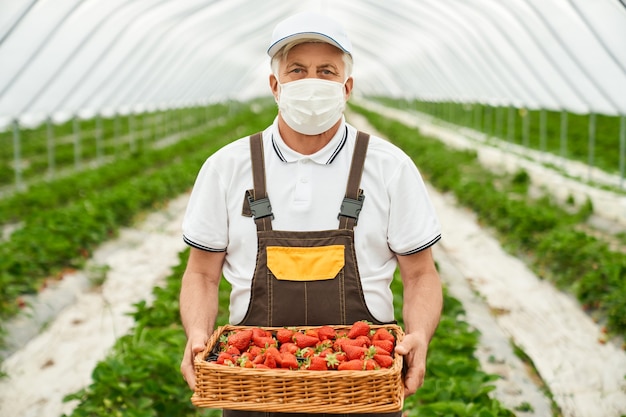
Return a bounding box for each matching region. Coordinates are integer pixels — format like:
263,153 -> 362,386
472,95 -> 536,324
1,0 -> 626,130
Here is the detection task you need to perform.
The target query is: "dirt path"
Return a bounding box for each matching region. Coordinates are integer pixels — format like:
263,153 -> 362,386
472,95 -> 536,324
0,194 -> 189,417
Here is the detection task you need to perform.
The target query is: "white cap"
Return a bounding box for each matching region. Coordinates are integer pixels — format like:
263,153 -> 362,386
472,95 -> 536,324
267,11 -> 352,58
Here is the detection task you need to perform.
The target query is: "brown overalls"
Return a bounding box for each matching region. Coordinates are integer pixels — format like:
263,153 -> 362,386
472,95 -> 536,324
225,132 -> 402,417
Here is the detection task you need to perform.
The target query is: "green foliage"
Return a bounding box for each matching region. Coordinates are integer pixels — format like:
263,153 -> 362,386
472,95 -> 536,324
352,102 -> 626,336
62,249 -> 229,417
371,97 -> 624,177
0,101 -> 276,348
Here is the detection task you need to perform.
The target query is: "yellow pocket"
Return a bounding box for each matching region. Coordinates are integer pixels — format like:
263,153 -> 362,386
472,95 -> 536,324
266,245 -> 345,281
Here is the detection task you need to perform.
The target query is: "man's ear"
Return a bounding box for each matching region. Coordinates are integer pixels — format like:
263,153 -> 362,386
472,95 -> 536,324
269,73 -> 279,101
344,77 -> 354,100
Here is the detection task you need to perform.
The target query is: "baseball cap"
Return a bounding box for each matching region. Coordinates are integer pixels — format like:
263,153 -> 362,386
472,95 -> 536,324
267,11 -> 352,57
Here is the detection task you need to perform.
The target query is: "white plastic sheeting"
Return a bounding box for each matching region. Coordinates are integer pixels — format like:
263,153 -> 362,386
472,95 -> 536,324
0,0 -> 625,130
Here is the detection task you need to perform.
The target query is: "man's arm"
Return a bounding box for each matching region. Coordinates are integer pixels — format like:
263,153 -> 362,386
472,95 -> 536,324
179,247 -> 226,390
393,247 -> 443,397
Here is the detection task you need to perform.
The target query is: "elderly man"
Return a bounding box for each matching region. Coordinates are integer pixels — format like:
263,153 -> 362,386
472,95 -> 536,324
179,11 -> 443,416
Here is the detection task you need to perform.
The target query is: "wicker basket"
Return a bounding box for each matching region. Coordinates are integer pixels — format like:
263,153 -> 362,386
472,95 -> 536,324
192,324 -> 404,413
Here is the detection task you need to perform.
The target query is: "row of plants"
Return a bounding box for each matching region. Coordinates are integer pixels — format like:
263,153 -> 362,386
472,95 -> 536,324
0,100 -> 276,350
351,102 -> 626,337
371,97 -> 625,181
62,248 -> 518,417
0,104 -> 230,188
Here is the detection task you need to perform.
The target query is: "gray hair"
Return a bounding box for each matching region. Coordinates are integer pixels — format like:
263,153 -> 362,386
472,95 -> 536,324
270,39 -> 353,82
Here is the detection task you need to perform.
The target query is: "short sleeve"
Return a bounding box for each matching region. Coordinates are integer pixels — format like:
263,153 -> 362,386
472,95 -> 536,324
182,158 -> 229,252
386,158 -> 441,255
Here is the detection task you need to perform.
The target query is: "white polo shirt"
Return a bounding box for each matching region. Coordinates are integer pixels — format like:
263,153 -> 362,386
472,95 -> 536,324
182,117 -> 441,324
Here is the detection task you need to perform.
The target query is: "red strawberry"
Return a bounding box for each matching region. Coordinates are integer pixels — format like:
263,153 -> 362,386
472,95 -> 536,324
264,353 -> 277,368
299,347 -> 315,358
216,352 -> 234,365
225,345 -> 240,356
317,325 -> 337,341
372,339 -> 394,355
255,364 -> 270,369
293,332 -> 319,349
279,342 -> 298,354
265,346 -> 283,367
373,354 -> 394,368
276,328 -> 295,344
364,358 -> 378,370
252,353 -> 265,365
347,321 -> 370,339
252,334 -> 276,348
308,356 -> 328,371
343,344 -> 367,361
325,353 -> 340,370
372,327 -> 395,342
280,352 -> 299,370
305,328 -> 319,339
227,329 -> 253,351
355,335 -> 371,347
251,327 -> 271,338
248,345 -> 263,359
338,359 -> 365,370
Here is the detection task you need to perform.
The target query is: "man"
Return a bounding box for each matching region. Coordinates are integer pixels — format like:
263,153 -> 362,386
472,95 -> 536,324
179,10 -> 443,416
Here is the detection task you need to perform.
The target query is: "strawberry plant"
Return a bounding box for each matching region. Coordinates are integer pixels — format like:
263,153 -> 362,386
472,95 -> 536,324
353,103 -> 626,337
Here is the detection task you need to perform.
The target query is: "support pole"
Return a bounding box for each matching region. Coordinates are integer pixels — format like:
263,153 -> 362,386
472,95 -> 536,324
73,115 -> 81,170
588,113 -> 596,182
47,117 -> 55,178
540,110 -> 547,153
12,119 -> 23,190
560,110 -> 568,167
619,114 -> 626,188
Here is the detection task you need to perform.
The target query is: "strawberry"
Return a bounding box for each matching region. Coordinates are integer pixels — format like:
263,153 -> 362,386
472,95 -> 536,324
317,325 -> 337,341
355,335 -> 371,347
252,334 -> 276,348
280,352 -> 299,370
216,352 -> 234,365
276,328 -> 295,344
225,345 -> 240,356
334,337 -> 367,351
364,359 -> 378,370
372,327 -> 395,342
299,347 -> 315,358
347,321 -> 370,339
227,329 -> 253,351
248,345 -> 263,359
308,356 -> 328,371
372,339 -> 394,355
279,342 -> 299,354
343,344 -> 367,361
305,328 -> 319,339
265,346 -> 283,367
264,353 -> 277,368
251,327 -> 272,338
293,332 -> 319,348
325,353 -> 340,370
254,364 -> 270,369
252,353 -> 265,365
338,359 -> 365,370
373,354 -> 394,368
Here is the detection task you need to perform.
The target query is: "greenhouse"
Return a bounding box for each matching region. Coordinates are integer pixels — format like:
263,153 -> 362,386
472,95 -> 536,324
0,0 -> 625,416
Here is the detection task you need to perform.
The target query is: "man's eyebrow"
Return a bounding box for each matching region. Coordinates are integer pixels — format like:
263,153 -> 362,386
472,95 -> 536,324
317,63 -> 339,71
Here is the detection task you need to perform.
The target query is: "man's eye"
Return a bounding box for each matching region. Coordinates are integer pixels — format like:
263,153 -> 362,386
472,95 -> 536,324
290,68 -> 303,74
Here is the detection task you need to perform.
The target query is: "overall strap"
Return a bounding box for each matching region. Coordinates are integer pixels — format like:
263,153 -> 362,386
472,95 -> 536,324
338,131 -> 370,230
247,132 -> 273,232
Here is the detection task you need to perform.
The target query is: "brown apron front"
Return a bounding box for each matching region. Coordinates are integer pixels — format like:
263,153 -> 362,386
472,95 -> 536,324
225,132 -> 402,417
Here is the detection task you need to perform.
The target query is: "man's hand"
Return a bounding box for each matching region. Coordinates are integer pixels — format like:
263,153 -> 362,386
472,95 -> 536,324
180,333 -> 209,391
394,332 -> 429,397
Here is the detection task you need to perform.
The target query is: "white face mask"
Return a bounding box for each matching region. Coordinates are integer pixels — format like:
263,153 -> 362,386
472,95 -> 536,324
276,78 -> 347,135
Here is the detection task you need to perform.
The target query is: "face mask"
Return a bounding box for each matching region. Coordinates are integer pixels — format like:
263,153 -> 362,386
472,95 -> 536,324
277,78 -> 346,135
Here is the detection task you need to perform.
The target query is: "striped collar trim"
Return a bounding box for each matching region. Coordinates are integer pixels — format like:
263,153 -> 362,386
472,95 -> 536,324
271,122 -> 348,165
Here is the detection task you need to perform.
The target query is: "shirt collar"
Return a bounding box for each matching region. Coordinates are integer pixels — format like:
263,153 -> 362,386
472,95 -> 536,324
270,117 -> 348,165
